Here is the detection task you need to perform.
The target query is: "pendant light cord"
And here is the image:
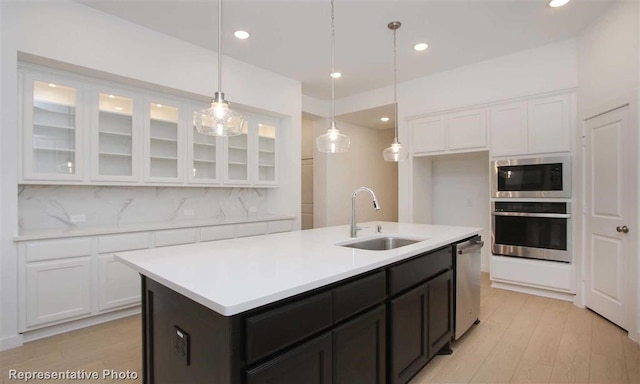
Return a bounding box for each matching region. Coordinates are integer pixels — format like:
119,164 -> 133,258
330,0 -> 336,124
218,0 -> 223,94
393,27 -> 398,140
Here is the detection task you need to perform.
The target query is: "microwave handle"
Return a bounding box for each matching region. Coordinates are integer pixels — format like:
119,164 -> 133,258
492,212 -> 571,219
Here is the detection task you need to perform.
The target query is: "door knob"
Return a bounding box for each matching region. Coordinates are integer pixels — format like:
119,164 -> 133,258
616,225 -> 629,234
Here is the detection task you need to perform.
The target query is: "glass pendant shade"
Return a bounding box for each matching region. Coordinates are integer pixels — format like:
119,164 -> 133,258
194,92 -> 244,136
383,138 -> 409,162
316,121 -> 350,153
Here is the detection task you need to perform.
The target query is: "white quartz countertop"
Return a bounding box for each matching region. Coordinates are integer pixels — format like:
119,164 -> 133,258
115,222 -> 481,316
14,215 -> 295,241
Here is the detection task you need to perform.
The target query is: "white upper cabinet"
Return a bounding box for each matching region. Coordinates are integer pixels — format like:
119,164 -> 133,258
144,98 -> 184,183
527,94 -> 572,154
255,118 -> 279,186
91,87 -> 140,182
410,110 -> 487,156
410,116 -> 445,154
489,102 -> 527,157
22,71 -> 84,181
447,109 -> 487,151
19,66 -> 281,187
224,121 -> 251,185
188,102 -> 223,184
489,94 -> 572,157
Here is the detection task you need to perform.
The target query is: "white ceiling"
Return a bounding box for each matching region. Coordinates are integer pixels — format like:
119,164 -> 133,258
78,0 -> 614,102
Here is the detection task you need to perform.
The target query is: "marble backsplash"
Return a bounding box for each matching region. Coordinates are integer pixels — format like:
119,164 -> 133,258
18,185 -> 268,231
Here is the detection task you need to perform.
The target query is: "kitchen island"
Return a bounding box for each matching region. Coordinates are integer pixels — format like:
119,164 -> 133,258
116,222 -> 481,384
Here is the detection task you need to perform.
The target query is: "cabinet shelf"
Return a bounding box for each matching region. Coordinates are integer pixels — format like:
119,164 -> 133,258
228,146 -> 247,151
100,109 -> 132,117
151,117 -> 178,124
259,149 -> 275,154
34,123 -> 75,131
194,142 -> 216,148
194,159 -> 216,164
34,100 -> 75,113
228,161 -> 247,166
100,130 -> 132,138
150,155 -> 178,161
151,137 -> 177,143
259,164 -> 275,168
33,146 -> 74,153
99,151 -> 132,157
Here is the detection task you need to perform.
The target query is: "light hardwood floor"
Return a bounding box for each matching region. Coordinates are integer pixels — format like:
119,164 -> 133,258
1,273 -> 638,384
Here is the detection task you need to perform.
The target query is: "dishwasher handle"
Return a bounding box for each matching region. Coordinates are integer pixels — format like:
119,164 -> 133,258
457,238 -> 484,255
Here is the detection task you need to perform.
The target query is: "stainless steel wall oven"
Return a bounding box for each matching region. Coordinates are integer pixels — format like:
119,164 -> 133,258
491,201 -> 571,263
491,156 -> 571,198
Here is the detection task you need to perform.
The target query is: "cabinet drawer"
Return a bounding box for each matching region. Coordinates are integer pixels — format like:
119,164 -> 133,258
237,222 -> 268,238
267,220 -> 293,234
333,271 -> 386,323
154,228 -> 198,247
200,225 -> 236,242
388,246 -> 452,295
98,232 -> 150,253
25,238 -> 92,262
246,291 -> 332,363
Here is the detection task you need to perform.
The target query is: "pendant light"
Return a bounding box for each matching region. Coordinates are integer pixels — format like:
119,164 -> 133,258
194,0 -> 245,136
316,0 -> 350,153
382,21 -> 409,162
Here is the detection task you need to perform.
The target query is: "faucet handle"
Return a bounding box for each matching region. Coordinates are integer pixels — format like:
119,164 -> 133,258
376,224 -> 382,233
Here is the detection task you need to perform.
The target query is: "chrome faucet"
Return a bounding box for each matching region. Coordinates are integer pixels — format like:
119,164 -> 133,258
351,187 -> 380,237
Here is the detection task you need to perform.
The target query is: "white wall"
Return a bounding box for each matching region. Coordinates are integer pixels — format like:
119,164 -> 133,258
314,120 -> 398,228
577,0 -> 639,342
0,0 -> 301,349
429,152 -> 491,272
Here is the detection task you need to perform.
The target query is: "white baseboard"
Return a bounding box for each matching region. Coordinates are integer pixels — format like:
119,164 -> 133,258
491,280 -> 575,302
22,307 -> 140,343
0,334 -> 24,351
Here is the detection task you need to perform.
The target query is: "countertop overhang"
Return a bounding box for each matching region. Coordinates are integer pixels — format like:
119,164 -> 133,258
115,222 -> 481,316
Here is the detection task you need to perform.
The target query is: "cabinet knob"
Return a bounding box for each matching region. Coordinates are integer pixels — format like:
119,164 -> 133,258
616,225 -> 629,234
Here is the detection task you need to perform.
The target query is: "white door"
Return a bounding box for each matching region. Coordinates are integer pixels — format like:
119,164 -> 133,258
584,106 -> 637,331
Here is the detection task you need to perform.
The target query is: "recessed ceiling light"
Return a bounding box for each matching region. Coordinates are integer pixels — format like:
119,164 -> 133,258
108,94 -> 115,99
115,107 -> 123,111
380,116 -> 390,122
48,83 -> 56,88
156,103 -> 163,108
413,42 -> 429,52
548,0 -> 570,7
330,72 -> 342,79
234,30 -> 250,40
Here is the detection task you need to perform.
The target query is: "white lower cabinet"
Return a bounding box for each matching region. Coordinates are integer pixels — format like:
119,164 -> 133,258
18,218 -> 294,333
25,257 -> 92,328
98,254 -> 141,311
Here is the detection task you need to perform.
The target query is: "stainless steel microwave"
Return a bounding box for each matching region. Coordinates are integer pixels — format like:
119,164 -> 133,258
491,156 -> 571,198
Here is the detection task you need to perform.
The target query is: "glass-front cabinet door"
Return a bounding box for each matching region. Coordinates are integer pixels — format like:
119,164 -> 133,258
92,88 -> 139,181
188,103 -> 222,184
144,99 -> 183,182
22,73 -> 83,181
256,120 -> 278,185
224,121 -> 250,184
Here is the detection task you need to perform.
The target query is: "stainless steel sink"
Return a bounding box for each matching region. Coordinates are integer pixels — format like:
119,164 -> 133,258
338,236 -> 425,251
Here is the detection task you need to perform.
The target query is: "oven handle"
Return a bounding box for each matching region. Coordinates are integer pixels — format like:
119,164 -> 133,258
492,212 -> 571,219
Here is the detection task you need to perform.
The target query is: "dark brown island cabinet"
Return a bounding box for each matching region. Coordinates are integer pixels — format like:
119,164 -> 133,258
140,242 -> 462,384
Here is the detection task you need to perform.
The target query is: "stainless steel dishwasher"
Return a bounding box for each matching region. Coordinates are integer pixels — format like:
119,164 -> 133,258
454,236 -> 484,339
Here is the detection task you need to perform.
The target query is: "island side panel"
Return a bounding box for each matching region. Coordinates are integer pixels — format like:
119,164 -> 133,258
142,276 -> 244,384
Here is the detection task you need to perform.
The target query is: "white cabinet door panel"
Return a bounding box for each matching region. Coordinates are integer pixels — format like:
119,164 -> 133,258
267,220 -> 293,234
489,102 -> 527,157
25,238 -> 92,262
200,225 -> 236,242
98,255 -> 141,311
154,228 -> 198,247
411,116 -> 445,154
237,222 -> 268,238
26,258 -> 92,327
528,95 -> 571,154
447,109 -> 487,150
